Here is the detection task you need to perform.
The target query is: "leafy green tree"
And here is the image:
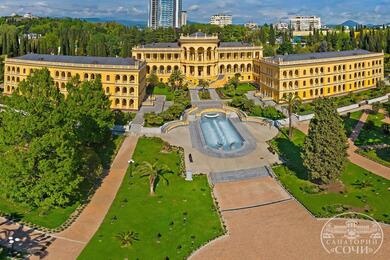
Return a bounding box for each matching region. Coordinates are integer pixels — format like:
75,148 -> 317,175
136,161 -> 172,195
302,98 -> 348,184
65,78 -> 114,148
0,68 -> 83,208
281,93 -> 301,139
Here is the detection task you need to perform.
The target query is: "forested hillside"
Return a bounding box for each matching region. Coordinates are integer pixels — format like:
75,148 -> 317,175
0,16 -> 389,84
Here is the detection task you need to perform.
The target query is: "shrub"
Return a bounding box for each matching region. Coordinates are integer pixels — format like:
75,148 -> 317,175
144,112 -> 164,127
199,89 -> 211,100
365,120 -> 375,130
371,102 -> 381,114
382,123 -> 390,135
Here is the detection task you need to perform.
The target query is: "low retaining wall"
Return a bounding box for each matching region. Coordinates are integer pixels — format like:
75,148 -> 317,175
295,93 -> 390,121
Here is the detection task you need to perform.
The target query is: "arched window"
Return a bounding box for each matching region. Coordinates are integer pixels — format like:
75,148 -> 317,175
61,72 -> 65,78
123,75 -> 128,83
84,73 -> 89,80
122,99 -> 127,107
122,87 -> 127,94
130,87 -> 135,94
106,87 -> 110,93
115,99 -> 120,106
67,72 -> 71,78
115,75 -> 120,81
130,75 -> 135,82
106,75 -> 110,82
115,87 -> 120,93
129,99 -> 134,108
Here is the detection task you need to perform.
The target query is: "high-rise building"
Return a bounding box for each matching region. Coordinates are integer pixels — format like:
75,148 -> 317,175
290,16 -> 321,31
210,14 -> 232,27
159,0 -> 175,28
174,0 -> 183,28
148,0 -> 159,29
181,11 -> 188,26
148,0 -> 183,29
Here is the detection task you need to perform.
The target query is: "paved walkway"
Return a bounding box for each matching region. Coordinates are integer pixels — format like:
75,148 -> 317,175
245,91 -> 263,106
0,219 -> 54,258
190,176 -> 390,260
44,135 -> 139,259
190,89 -> 200,103
209,88 -> 221,101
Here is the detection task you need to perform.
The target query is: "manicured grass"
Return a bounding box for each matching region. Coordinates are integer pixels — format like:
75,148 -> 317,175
217,83 -> 257,99
270,129 -> 390,223
150,85 -> 174,101
358,147 -> 390,168
342,110 -> 364,136
79,137 -> 223,260
355,112 -> 390,146
0,135 -> 125,229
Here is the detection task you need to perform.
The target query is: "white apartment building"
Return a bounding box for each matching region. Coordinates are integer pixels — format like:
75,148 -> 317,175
290,16 -> 321,31
210,14 -> 232,27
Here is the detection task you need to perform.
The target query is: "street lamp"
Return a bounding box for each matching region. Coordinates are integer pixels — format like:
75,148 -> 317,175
128,159 -> 135,177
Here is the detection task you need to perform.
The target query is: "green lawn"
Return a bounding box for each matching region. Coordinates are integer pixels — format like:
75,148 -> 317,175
358,147 -> 390,168
355,112 -> 390,146
79,137 -> 223,260
0,135 -> 125,229
217,83 -> 257,99
270,129 -> 390,223
342,110 -> 364,137
150,85 -> 174,101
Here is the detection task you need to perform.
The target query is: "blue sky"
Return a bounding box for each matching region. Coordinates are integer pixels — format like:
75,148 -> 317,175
0,0 -> 389,25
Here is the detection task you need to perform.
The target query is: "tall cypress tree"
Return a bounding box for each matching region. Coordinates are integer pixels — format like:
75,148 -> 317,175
302,98 -> 348,184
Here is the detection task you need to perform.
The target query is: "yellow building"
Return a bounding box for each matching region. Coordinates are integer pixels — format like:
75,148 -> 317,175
254,50 -> 385,102
132,32 -> 263,87
3,54 -> 147,111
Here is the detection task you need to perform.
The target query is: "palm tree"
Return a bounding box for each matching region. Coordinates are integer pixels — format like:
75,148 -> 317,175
115,231 -> 139,247
198,79 -> 209,91
136,161 -> 172,195
281,92 -> 301,139
169,70 -> 185,91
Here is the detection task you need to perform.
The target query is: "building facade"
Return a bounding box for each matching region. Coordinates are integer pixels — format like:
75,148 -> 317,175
254,50 -> 385,102
3,54 -> 147,111
290,16 -> 321,31
148,0 -> 183,29
210,14 -> 232,27
132,32 -> 263,86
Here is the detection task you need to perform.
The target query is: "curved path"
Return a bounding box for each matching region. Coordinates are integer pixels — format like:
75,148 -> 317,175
347,110 -> 390,180
44,135 -> 139,260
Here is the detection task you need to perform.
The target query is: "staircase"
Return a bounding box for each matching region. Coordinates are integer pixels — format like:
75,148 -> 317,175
209,167 -> 271,185
210,74 -> 227,88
